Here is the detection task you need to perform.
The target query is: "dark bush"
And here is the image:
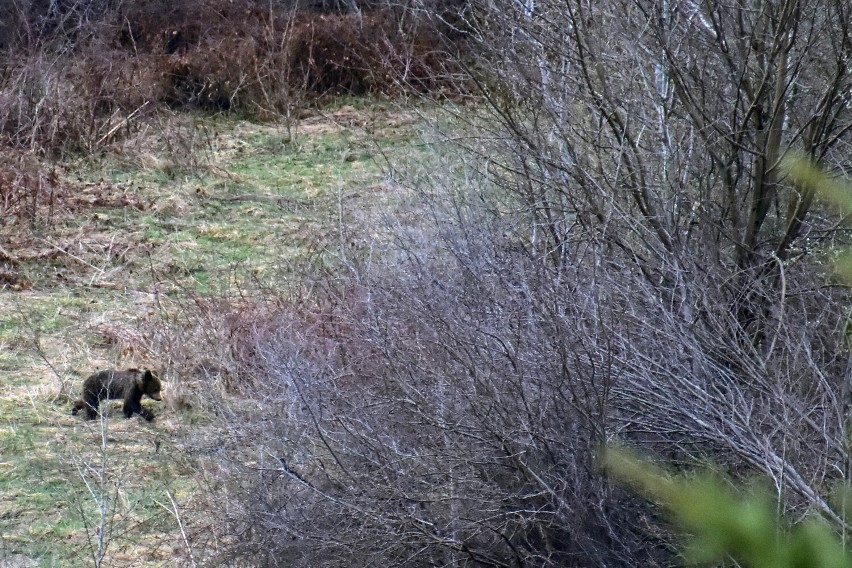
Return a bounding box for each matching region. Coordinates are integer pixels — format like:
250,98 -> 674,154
287,11 -> 456,95
0,0 -> 467,154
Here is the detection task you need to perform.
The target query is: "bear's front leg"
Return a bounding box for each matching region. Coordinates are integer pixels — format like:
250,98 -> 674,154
123,399 -> 141,419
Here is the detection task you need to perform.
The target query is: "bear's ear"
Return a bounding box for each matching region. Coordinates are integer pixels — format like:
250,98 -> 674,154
134,370 -> 150,388
143,370 -> 153,381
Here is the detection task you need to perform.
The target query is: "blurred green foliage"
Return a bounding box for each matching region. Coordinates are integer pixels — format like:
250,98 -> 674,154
603,447 -> 852,567
782,154 -> 852,283
781,154 -> 852,213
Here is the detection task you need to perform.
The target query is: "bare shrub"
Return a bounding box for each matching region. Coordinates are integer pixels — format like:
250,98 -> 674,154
0,147 -> 62,226
0,50 -> 159,154
165,160 -> 674,565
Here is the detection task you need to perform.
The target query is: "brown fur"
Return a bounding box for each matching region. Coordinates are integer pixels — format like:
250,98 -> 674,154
72,368 -> 163,422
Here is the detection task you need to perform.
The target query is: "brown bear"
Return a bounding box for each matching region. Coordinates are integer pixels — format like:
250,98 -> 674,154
72,368 -> 163,422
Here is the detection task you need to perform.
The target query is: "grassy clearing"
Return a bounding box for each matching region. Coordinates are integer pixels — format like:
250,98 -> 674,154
0,101 -> 428,566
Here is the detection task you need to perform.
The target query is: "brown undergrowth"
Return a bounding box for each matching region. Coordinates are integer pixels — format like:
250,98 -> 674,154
0,0 -> 468,156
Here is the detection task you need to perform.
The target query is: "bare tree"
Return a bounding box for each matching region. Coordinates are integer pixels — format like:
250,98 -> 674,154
463,0 -> 852,524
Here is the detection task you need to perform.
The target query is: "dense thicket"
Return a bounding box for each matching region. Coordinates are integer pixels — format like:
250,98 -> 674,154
168,0 -> 852,566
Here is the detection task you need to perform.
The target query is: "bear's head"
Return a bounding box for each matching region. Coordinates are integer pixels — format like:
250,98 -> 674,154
140,370 -> 163,401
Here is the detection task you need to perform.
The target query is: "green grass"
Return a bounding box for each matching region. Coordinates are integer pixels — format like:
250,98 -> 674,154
0,411 -> 199,566
0,101 -> 431,566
